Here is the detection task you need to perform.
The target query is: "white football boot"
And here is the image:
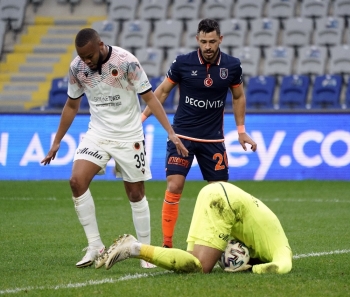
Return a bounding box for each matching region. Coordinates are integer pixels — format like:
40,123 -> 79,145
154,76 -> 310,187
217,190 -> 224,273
104,234 -> 138,270
76,246 -> 105,268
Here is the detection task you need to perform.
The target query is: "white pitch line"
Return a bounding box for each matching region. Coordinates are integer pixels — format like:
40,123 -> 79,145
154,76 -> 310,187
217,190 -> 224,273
0,271 -> 171,295
0,197 -> 57,201
1,250 -> 349,295
261,198 -> 350,203
293,249 -> 350,259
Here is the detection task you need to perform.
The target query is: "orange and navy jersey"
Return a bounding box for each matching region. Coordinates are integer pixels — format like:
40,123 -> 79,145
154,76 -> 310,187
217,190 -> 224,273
166,49 -> 242,141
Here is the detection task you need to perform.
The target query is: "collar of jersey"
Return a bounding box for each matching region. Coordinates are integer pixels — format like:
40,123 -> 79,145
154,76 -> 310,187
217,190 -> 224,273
97,45 -> 112,74
197,48 -> 221,65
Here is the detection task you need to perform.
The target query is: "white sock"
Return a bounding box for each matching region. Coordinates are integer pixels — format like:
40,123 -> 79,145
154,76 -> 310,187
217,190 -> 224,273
130,241 -> 142,257
130,196 -> 151,244
73,189 -> 104,249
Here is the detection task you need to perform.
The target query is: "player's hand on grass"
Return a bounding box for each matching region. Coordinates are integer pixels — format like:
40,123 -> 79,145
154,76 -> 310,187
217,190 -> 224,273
168,133 -> 188,157
238,133 -> 257,152
41,143 -> 60,165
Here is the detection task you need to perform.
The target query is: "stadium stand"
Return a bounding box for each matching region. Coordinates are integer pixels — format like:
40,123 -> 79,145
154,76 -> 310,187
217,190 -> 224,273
220,18 -> 248,50
345,78 -> 350,108
263,46 -> 294,78
108,0 -> 138,29
248,18 -> 279,51
153,19 -> 183,50
300,0 -> 330,29
282,17 -> 313,52
202,0 -> 233,21
139,0 -> 170,22
172,0 -> 202,20
91,19 -> 118,46
278,75 -> 310,109
119,19 -> 151,52
296,45 -> 328,77
0,0 -> 349,111
0,0 -> 27,32
329,45 -> 350,80
311,74 -> 343,108
266,0 -> 297,29
0,20 -> 5,57
314,16 -> 345,47
56,0 -> 81,13
234,0 -> 265,22
183,19 -> 202,50
246,75 -> 276,109
134,47 -> 163,78
333,0 -> 350,20
30,0 -> 44,13
232,46 -> 261,83
164,47 -> 192,73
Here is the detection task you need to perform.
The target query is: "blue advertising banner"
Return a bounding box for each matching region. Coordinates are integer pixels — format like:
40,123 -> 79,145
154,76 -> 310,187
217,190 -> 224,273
0,113 -> 349,180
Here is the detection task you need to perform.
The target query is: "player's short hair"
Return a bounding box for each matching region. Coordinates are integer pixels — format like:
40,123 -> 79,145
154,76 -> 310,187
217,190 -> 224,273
197,19 -> 221,36
75,28 -> 100,47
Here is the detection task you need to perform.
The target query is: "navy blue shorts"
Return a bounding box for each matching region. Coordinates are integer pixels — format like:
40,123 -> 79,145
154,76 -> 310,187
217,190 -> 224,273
165,138 -> 229,181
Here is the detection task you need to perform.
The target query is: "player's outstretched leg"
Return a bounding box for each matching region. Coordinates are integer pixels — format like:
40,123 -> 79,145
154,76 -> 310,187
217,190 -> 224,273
99,234 -> 203,273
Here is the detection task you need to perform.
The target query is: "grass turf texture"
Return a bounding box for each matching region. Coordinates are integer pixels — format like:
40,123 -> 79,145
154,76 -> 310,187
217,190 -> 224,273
0,180 -> 349,296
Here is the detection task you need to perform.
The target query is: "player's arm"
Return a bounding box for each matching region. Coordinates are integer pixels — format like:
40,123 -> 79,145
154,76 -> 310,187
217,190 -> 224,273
230,84 -> 257,152
41,97 -> 81,165
140,90 -> 188,157
142,78 -> 176,119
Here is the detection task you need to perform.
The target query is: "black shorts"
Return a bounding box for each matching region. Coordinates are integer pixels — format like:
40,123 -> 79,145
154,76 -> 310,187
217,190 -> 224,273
165,138 -> 229,181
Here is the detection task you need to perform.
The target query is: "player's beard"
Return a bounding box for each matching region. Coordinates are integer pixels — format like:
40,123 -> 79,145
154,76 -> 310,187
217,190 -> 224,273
202,47 -> 219,63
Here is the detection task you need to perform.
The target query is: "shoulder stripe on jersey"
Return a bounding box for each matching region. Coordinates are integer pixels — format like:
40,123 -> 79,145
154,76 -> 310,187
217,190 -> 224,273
167,77 -> 177,84
232,83 -> 242,88
176,134 -> 225,143
138,87 -> 152,95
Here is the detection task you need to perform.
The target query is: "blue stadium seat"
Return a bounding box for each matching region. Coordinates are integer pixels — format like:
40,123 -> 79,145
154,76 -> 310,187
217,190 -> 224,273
345,78 -> 350,109
246,75 -> 276,109
278,75 -> 310,109
149,75 -> 177,111
48,77 -> 88,110
47,77 -> 69,109
311,74 -> 343,109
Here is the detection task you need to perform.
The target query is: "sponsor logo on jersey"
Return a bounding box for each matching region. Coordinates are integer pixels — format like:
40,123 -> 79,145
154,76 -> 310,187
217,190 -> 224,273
191,70 -> 197,76
219,233 -> 230,242
220,68 -> 228,79
168,157 -> 190,168
185,96 -> 224,109
139,80 -> 151,92
92,95 -> 120,102
76,148 -> 103,160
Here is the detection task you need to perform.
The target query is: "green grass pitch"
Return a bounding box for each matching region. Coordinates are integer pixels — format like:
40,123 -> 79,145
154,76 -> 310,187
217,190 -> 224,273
0,180 -> 349,296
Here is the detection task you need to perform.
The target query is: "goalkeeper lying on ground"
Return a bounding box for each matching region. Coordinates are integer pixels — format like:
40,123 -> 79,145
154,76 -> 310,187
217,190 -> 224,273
96,182 -> 293,274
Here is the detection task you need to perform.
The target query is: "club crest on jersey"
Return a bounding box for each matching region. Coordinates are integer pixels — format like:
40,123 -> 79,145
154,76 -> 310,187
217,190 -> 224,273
134,142 -> 141,150
220,68 -> 228,79
111,69 -> 118,76
204,74 -> 213,87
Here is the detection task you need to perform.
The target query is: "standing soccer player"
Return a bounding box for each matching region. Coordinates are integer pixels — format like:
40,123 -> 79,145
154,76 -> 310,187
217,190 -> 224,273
41,28 -> 188,269
142,19 -> 257,248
